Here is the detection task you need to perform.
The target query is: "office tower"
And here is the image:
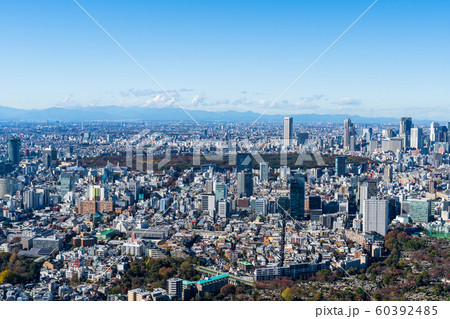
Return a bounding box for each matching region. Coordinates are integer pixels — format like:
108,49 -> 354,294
362,128 -> 372,141
381,137 -> 403,153
399,117 -> 412,149
237,171 -> 253,198
359,182 -> 370,203
0,178 -> 18,198
402,198 -> 432,223
306,196 -> 321,211
362,198 -> 389,236
43,146 -> 57,169
384,128 -> 395,138
279,166 -> 290,180
254,199 -> 268,216
218,200 -> 231,218
7,138 -> 20,165
289,173 -> 305,220
297,132 -> 309,145
214,182 -> 227,201
357,178 -> 377,203
410,127 -> 423,150
206,180 -> 214,193
128,180 -> 141,201
335,156 -> 347,177
88,185 -> 108,201
430,122 -> 439,142
277,196 -> 290,213
436,125 -> 448,143
383,164 -> 393,183
167,278 -> 183,301
283,116 -> 293,147
60,171 -> 75,197
236,152 -> 252,172
343,118 -> 355,150
429,180 -> 437,193
259,162 -> 269,182
201,194 -> 216,212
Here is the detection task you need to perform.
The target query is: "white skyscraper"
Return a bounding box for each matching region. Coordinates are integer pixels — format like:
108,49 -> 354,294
362,198 -> 389,236
430,122 -> 439,142
283,117 -> 293,147
411,127 -> 423,150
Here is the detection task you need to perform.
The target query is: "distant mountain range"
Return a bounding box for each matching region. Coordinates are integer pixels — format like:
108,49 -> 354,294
0,105 -> 437,124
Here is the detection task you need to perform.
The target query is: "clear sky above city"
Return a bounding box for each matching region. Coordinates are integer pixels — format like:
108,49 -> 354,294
0,0 -> 449,119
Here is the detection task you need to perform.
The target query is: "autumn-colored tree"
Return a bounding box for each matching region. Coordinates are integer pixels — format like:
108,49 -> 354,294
281,287 -> 295,301
220,284 -> 236,296
0,269 -> 15,284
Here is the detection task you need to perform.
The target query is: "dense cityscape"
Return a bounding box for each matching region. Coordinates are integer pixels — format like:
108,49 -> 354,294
0,117 -> 449,301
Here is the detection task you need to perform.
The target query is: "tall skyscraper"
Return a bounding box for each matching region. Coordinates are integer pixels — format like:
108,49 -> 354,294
383,165 -> 393,183
289,173 -> 305,220
60,171 -> 75,197
237,171 -> 253,198
259,162 -> 269,182
343,118 -> 355,150
362,198 -> 389,236
218,200 -> 231,218
399,117 -> 412,149
297,132 -> 309,145
214,181 -> 227,201
410,127 -> 423,150
236,152 -> 252,172
283,117 -> 293,147
335,156 -> 347,177
430,122 -> 439,142
43,146 -> 57,169
362,128 -> 372,142
7,138 -> 20,165
359,182 -> 370,203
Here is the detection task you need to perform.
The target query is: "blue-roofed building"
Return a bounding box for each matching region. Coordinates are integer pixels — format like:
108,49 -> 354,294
181,274 -> 229,298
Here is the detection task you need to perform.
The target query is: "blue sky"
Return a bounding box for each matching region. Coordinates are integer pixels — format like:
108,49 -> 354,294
0,0 -> 449,119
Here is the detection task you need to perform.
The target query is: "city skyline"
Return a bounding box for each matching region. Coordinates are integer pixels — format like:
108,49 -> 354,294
1,1 -> 450,119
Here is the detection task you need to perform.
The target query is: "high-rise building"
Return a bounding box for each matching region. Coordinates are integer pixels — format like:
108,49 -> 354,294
289,173 -> 305,220
201,194 -> 216,212
362,198 -> 389,236
410,127 -> 423,150
237,171 -> 253,198
297,132 -> 309,145
254,198 -> 268,216
43,146 -> 58,169
430,122 -> 439,142
88,185 -> 108,201
335,156 -> 347,177
0,178 -> 18,198
236,153 -> 252,172
218,200 -> 231,218
383,165 -> 393,183
402,199 -> 432,223
167,278 -> 183,301
277,196 -> 290,213
259,162 -> 269,182
399,117 -> 412,149
214,182 -> 227,201
283,117 -> 293,147
343,118 -> 355,150
359,182 -> 370,203
362,128 -> 372,142
7,138 -> 20,165
206,180 -> 214,193
60,171 -> 75,197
